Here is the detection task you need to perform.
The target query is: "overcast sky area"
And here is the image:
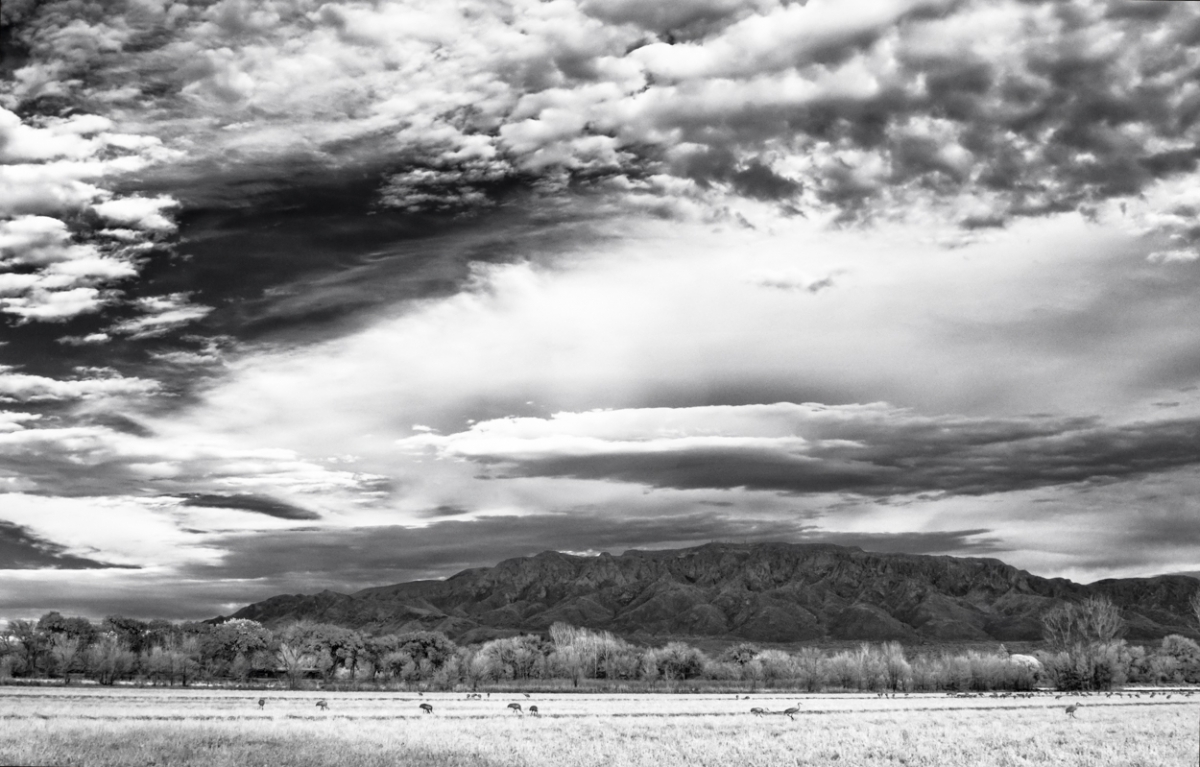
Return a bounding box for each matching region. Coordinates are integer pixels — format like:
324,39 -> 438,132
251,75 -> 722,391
4,0 -> 1200,620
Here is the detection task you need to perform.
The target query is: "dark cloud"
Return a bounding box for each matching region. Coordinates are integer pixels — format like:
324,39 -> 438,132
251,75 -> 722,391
179,494 -> 320,521
807,529 -> 1004,557
187,511 -> 812,585
424,505 -> 472,518
422,407 -> 1200,498
0,520 -> 1004,621
0,574 -> 298,622
182,511 -> 1003,591
0,520 -> 137,570
730,161 -> 802,202
580,0 -> 750,40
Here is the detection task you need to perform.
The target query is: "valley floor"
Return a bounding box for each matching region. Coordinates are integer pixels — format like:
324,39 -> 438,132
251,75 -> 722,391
1,686 -> 1194,766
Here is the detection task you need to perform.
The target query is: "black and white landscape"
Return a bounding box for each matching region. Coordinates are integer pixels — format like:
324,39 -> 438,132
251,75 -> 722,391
4,0 -> 1200,626
229,542 -> 1200,644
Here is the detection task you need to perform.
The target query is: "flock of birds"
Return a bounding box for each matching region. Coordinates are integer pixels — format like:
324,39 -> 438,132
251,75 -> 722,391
253,692 -> 546,716
250,687 -> 1197,719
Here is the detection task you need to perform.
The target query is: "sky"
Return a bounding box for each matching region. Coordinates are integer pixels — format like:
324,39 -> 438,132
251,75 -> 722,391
3,0 -> 1200,621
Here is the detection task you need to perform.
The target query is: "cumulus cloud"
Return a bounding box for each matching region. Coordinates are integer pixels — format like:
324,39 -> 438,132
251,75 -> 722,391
0,366 -> 159,403
91,196 -> 178,232
0,215 -> 139,321
5,0 -> 1199,249
0,105 -> 180,324
400,403 -> 1200,498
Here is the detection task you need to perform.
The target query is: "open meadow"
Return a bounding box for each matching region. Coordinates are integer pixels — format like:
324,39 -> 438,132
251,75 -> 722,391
0,686 -> 1195,767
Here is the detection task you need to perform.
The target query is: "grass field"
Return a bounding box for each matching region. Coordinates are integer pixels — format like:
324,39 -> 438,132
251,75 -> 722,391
0,686 -> 1195,766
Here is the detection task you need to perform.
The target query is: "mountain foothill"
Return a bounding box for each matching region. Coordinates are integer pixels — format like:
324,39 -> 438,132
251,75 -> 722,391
227,543 -> 1200,646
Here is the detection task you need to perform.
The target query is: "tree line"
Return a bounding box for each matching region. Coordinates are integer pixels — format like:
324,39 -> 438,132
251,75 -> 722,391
3,596 -> 1199,692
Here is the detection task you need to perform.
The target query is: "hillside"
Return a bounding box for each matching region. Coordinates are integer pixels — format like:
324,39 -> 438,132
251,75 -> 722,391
228,542 -> 1200,644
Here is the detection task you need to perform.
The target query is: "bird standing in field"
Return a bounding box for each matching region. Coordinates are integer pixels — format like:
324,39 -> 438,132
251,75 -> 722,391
782,706 -> 800,720
420,703 -> 434,714
316,700 -> 328,711
529,705 -> 540,716
508,702 -> 523,714
257,698 -> 265,710
1064,703 -> 1080,718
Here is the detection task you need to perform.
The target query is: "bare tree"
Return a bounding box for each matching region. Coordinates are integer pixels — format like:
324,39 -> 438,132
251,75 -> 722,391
1041,596 -> 1126,691
276,642 -> 310,690
1042,597 -> 1125,651
49,634 -> 80,684
1189,589 -> 1200,630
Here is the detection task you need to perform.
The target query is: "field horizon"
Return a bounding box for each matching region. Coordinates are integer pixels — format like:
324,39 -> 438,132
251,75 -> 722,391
2,685 -> 1195,767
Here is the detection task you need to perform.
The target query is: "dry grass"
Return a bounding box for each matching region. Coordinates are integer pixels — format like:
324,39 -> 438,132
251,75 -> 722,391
0,687 -> 1194,766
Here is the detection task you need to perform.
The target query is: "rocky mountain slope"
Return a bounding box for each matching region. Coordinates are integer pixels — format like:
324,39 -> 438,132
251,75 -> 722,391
227,542 -> 1200,644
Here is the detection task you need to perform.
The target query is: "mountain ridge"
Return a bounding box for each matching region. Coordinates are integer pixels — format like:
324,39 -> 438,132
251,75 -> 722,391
227,542 -> 1200,645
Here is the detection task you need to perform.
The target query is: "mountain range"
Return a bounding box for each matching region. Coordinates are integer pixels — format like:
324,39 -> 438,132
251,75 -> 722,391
227,543 -> 1200,646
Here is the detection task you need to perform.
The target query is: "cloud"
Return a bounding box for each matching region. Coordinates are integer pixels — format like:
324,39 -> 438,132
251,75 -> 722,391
179,493 -> 321,521
0,494 -> 213,572
0,366 -> 159,403
629,0 -> 957,81
0,106 -> 180,324
401,402 -> 1200,498
0,570 -> 262,621
5,0 -> 1200,617
5,0 -> 1196,250
750,269 -> 839,293
182,510 -> 1006,590
0,519 -> 137,570
0,215 -> 138,322
107,293 -> 212,340
0,415 -> 389,505
91,196 -> 178,232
